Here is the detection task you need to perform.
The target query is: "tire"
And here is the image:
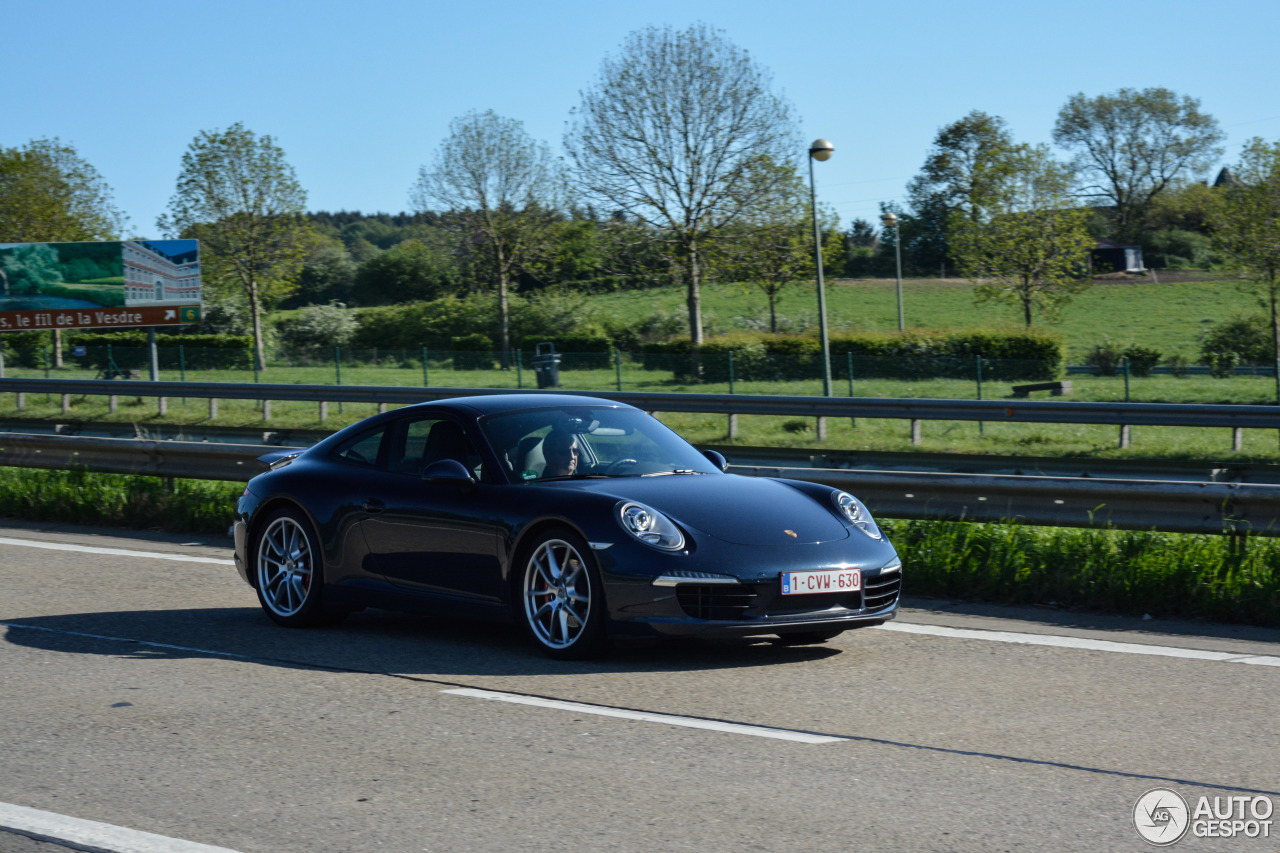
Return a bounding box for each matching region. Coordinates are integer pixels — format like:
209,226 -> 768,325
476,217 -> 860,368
774,629 -> 844,645
253,508 -> 340,628
518,528 -> 607,659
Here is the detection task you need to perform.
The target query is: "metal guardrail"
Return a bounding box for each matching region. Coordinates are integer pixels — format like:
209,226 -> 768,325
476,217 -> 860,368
3,377 -> 1280,429
0,431 -> 1274,537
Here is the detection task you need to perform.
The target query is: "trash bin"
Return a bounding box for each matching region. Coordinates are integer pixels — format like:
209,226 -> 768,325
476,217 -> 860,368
533,342 -> 561,389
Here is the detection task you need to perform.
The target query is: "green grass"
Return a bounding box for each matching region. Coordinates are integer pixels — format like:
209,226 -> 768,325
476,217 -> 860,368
586,276 -> 1260,361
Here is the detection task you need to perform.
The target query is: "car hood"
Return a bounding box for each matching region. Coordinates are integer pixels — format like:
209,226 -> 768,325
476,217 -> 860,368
566,473 -> 849,545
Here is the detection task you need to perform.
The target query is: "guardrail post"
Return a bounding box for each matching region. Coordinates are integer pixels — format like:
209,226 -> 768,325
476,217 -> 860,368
108,393 -> 116,413
158,395 -> 166,416
911,419 -> 922,445
1233,427 -> 1244,452
61,394 -> 69,414
335,346 -> 343,415
1119,355 -> 1131,448
379,402 -> 388,414
727,351 -> 737,438
319,400 -> 327,422
1119,425 -> 1131,449
262,400 -> 271,422
209,398 -> 217,419
816,417 -> 827,440
15,392 -> 23,411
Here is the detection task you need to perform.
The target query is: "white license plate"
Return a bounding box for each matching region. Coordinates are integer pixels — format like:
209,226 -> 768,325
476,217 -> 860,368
781,568 -> 861,595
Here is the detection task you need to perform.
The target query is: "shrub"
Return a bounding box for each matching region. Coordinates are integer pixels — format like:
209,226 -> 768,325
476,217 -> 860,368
1200,315 -> 1272,377
277,303 -> 357,354
1084,339 -> 1161,377
518,336 -> 612,370
66,332 -> 253,371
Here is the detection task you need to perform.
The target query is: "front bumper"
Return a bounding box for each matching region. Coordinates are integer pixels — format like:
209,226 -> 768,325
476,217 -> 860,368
596,532 -> 902,638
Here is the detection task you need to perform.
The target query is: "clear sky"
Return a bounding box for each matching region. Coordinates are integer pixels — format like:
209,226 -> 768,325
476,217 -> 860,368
6,0 -> 1278,239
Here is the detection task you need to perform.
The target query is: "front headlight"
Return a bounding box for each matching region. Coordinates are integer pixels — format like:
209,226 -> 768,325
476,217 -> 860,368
832,491 -> 883,540
617,501 -> 685,551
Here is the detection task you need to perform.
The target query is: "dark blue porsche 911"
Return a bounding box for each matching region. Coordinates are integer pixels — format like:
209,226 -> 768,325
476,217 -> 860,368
233,393 -> 901,658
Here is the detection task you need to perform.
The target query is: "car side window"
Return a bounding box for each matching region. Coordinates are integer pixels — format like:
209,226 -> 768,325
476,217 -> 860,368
332,426 -> 387,468
388,417 -> 484,478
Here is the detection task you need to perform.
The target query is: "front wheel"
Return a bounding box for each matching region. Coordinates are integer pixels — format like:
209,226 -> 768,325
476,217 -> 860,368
254,508 -> 340,628
519,529 -> 606,659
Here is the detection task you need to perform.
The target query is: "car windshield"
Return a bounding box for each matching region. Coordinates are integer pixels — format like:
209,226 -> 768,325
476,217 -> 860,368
480,406 -> 720,482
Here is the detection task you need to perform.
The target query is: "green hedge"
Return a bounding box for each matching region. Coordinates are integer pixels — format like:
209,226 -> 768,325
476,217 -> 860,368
69,332 -> 253,371
450,334 -> 496,370
641,331 -> 1064,382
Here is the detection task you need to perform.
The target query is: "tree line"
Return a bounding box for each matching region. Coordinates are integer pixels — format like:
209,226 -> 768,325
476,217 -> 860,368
1,24 -> 1278,374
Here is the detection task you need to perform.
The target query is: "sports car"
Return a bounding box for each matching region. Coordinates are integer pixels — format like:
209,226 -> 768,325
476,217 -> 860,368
232,393 -> 902,658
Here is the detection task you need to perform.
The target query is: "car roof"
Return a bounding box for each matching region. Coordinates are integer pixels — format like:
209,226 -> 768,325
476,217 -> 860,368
415,392 -> 635,416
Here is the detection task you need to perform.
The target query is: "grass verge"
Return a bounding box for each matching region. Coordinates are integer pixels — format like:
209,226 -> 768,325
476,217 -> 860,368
3,467 -> 1276,628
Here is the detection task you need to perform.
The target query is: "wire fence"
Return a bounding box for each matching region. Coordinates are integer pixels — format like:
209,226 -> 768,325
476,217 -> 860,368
1,344 -> 1279,406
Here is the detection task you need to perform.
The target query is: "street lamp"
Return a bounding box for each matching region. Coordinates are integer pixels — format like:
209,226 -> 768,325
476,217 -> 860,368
881,211 -> 904,332
809,138 -> 834,397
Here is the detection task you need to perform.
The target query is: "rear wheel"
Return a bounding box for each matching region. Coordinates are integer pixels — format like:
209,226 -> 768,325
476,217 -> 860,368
774,629 -> 844,645
519,529 -> 606,659
254,508 -> 342,628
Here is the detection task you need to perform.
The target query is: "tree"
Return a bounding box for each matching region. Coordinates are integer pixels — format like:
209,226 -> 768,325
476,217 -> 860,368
410,110 -> 559,366
352,240 -> 459,305
952,144 -> 1094,326
0,138 -> 126,242
1053,88 -> 1224,240
0,243 -> 61,297
905,111 -> 1014,273
713,158 -> 837,332
564,23 -> 799,345
159,123 -> 310,371
1211,138 -> 1280,400
285,237 -> 358,308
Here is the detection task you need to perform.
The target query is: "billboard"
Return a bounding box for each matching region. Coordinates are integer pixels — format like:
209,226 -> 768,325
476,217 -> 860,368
0,240 -> 202,332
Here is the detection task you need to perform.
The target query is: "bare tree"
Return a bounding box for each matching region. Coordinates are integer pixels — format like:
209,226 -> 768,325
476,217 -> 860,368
1053,88 -> 1224,240
159,123 -> 310,372
564,23 -> 799,345
410,110 -> 559,366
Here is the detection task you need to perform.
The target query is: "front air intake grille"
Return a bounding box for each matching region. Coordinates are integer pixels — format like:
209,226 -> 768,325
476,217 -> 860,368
676,584 -> 757,621
863,571 -> 902,611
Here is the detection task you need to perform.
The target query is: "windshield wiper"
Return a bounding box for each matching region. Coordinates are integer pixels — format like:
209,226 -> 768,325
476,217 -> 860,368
641,469 -> 705,477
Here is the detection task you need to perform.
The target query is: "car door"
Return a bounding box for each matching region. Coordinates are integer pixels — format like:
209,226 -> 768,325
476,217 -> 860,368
358,415 -> 506,603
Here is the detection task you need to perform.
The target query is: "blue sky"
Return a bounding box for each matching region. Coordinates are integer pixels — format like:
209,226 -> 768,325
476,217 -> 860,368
6,0 -> 1278,238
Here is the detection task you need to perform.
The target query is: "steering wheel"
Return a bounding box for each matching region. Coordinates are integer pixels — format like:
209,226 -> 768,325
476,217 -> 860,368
605,458 -> 639,474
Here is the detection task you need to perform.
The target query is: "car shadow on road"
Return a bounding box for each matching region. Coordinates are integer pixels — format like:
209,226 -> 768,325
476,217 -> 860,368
1,605 -> 844,677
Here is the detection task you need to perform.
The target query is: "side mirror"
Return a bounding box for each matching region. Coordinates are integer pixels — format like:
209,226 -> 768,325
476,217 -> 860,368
422,459 -> 476,488
702,449 -> 729,472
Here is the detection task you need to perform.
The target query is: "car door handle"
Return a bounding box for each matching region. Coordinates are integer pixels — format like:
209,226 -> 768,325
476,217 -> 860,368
362,498 -> 385,513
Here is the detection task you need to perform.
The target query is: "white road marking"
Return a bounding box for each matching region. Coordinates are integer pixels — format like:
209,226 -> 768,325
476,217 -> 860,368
878,621 -> 1280,666
0,801 -> 243,853
443,687 -> 845,743
0,535 -> 233,566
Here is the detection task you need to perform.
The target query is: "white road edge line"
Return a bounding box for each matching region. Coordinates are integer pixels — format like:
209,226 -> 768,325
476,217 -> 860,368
877,621 -> 1280,666
0,801 -> 243,853
0,536 -> 233,566
443,687 -> 845,743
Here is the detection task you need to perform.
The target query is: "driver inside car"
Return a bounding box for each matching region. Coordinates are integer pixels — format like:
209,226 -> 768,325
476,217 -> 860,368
541,429 -> 579,478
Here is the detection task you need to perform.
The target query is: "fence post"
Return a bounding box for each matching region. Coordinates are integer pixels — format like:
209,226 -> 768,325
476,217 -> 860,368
179,344 -> 187,408
516,349 -> 523,389
976,355 -> 984,436
615,348 -> 623,392
423,347 -> 430,388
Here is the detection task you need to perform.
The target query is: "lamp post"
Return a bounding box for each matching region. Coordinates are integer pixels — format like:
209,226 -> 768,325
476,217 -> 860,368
809,138 -> 834,397
881,211 -> 904,332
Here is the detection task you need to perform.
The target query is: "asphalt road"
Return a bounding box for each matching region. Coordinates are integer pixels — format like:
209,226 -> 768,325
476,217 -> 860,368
1,520 -> 1278,853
